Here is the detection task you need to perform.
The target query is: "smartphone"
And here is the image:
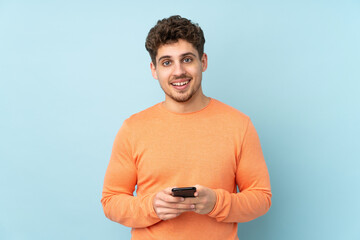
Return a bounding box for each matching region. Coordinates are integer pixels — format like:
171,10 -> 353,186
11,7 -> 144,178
172,187 -> 196,198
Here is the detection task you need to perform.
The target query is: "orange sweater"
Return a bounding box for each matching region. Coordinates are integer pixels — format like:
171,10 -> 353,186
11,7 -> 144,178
101,99 -> 272,240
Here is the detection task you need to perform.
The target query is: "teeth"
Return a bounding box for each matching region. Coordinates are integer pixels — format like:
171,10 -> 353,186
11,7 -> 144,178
172,81 -> 189,86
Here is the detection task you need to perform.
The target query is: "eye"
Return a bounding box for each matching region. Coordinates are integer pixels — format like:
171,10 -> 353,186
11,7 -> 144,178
162,60 -> 171,66
183,57 -> 192,63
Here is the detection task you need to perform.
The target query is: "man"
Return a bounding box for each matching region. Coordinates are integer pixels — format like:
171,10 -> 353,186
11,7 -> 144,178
101,15 -> 272,240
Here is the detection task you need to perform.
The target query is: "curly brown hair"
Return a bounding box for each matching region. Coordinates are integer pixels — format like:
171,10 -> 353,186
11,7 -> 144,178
145,15 -> 205,66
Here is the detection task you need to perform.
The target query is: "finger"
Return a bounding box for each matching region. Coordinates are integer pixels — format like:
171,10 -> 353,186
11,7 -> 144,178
154,198 -> 179,209
169,208 -> 194,214
166,207 -> 194,214
159,193 -> 185,203
162,187 -> 185,201
164,187 -> 175,195
182,197 -> 199,205
194,184 -> 202,197
156,207 -> 193,219
155,200 -> 195,210
171,203 -> 195,210
154,196 -> 180,210
164,186 -> 181,195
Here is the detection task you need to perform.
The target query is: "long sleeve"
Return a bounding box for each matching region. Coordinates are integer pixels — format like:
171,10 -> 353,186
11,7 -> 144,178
101,121 -> 161,228
208,119 -> 272,222
101,100 -> 272,239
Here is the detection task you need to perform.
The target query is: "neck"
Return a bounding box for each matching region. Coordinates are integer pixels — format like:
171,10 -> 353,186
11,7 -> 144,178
163,88 -> 210,113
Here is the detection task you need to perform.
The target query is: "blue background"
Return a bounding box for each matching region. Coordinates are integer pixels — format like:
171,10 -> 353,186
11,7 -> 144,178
1,1 -> 359,239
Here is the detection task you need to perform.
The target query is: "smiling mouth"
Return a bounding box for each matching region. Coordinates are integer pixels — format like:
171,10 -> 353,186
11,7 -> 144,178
171,80 -> 190,86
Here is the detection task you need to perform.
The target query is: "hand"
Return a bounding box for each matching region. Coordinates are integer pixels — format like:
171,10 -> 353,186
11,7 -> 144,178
153,187 -> 195,221
183,184 -> 217,214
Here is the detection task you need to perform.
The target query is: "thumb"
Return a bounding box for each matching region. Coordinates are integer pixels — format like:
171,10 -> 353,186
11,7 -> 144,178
194,184 -> 201,197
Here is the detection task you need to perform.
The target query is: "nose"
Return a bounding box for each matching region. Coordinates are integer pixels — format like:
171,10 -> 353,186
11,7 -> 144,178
172,61 -> 186,77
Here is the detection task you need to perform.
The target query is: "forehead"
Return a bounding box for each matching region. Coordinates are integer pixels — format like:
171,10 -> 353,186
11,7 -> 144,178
156,39 -> 198,60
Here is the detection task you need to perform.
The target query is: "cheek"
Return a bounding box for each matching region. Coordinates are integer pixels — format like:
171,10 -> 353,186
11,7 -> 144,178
156,73 -> 165,82
189,68 -> 202,79
157,70 -> 171,81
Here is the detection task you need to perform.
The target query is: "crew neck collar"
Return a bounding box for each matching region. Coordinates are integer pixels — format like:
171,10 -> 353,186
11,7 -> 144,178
158,98 -> 214,115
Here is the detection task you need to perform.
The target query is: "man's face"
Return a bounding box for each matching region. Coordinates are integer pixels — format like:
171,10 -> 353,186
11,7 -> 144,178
150,39 -> 207,103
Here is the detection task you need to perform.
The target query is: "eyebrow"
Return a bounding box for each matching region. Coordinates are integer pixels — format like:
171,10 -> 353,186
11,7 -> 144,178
157,52 -> 197,64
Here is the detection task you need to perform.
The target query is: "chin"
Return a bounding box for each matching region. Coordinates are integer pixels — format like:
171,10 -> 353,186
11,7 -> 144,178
168,92 -> 194,103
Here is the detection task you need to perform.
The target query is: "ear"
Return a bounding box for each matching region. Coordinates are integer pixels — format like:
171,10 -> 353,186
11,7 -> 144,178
201,53 -> 208,72
150,62 -> 158,80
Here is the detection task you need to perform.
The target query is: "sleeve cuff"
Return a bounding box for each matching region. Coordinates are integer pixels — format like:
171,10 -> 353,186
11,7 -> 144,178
207,189 -> 220,217
147,192 -> 160,219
